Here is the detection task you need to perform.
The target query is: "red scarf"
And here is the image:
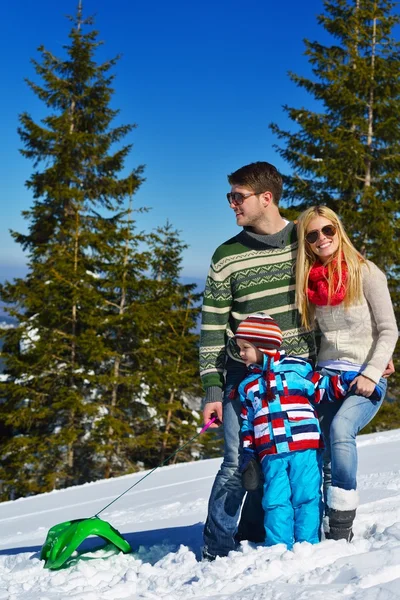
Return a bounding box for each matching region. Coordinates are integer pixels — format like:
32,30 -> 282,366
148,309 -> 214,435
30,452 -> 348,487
307,259 -> 348,306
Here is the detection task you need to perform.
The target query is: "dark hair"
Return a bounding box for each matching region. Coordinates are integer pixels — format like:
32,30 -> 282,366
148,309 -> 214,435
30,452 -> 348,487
228,161 -> 283,205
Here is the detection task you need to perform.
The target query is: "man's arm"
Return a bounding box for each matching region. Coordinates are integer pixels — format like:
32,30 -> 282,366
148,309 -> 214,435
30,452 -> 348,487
200,252 -> 233,424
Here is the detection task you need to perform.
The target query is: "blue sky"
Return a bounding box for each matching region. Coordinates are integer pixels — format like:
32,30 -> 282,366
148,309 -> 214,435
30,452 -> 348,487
1,0 -> 387,286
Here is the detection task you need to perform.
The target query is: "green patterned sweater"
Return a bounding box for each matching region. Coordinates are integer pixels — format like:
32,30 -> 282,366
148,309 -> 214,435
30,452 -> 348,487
200,222 -> 316,401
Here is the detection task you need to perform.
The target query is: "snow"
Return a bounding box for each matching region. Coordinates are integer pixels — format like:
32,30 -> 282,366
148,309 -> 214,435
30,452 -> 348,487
1,430 -> 400,599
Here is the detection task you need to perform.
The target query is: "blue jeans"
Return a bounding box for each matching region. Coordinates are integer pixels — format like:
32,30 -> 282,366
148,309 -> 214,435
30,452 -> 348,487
316,368 -> 387,497
203,364 -> 264,557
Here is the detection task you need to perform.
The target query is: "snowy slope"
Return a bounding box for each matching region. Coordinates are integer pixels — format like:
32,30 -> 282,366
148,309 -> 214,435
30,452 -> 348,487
1,429 -> 400,599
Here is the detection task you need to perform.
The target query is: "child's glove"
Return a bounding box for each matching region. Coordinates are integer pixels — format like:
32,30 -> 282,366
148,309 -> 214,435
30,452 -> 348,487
240,453 -> 261,491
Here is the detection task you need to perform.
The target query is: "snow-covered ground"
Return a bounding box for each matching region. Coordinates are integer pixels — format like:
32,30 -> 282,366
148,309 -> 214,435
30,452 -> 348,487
1,429 -> 400,599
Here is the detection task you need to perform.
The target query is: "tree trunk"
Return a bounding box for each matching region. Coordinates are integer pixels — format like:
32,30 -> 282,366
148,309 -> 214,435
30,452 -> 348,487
105,197 -> 133,478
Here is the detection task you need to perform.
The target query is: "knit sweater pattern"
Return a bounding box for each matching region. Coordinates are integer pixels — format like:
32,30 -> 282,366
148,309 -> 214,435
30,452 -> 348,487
200,223 -> 316,392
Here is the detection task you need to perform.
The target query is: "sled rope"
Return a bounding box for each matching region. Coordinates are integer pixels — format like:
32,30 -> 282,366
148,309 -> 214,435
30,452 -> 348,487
93,417 -> 217,517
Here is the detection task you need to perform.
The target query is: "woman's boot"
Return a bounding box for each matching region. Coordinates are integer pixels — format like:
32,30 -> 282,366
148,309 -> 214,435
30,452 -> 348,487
327,486 -> 358,541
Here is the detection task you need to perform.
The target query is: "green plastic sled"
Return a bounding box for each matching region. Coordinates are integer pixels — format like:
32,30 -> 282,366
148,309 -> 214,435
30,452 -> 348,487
40,517 -> 131,570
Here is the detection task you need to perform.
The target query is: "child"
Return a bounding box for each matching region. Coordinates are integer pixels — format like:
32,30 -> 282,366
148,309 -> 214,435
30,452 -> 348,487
235,312 -> 381,548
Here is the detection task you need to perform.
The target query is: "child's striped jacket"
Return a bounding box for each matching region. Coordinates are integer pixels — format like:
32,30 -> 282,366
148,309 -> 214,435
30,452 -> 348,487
239,351 -> 349,462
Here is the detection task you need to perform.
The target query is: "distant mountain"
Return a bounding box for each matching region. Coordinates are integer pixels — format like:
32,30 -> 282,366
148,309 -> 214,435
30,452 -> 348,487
180,276 -> 206,292
0,264 -> 28,284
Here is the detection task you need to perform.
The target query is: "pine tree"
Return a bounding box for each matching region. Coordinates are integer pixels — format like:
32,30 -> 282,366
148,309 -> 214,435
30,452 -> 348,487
136,222 -> 204,466
270,0 -> 400,404
0,4 -> 145,499
81,193 -> 153,481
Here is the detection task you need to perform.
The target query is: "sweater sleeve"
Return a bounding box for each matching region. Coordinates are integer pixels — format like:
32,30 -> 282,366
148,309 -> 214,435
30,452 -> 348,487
199,253 -> 233,392
305,370 -> 348,404
361,262 -> 398,383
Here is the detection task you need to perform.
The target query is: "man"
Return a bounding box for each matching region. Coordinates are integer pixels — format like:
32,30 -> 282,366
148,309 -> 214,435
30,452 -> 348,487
200,161 -> 316,560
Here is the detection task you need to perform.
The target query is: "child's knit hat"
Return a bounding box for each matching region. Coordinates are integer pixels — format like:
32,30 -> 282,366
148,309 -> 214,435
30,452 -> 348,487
235,312 -> 283,356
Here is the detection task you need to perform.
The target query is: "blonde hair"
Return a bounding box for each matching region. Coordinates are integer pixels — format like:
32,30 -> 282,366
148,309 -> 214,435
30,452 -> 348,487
296,206 -> 366,329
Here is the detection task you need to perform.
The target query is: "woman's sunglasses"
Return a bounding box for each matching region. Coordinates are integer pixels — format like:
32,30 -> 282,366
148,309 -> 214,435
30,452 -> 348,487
305,224 -> 337,244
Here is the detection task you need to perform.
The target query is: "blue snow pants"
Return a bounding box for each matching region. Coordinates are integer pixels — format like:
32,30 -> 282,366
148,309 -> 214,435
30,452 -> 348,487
261,449 -> 323,548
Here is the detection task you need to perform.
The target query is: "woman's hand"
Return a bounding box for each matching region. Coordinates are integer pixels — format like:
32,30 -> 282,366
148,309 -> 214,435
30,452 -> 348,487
382,359 -> 395,378
349,374 -> 376,397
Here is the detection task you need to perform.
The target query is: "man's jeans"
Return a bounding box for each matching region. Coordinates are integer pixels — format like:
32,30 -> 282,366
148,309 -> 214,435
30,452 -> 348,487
203,365 -> 264,557
317,368 -> 387,497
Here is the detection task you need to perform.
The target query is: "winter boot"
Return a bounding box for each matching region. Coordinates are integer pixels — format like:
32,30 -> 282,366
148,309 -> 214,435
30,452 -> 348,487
327,508 -> 356,541
235,484 -> 265,544
326,486 -> 358,542
201,548 -> 217,562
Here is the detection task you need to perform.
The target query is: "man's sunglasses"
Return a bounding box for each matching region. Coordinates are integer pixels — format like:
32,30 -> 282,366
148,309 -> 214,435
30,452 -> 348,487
226,192 -> 257,205
305,224 -> 337,244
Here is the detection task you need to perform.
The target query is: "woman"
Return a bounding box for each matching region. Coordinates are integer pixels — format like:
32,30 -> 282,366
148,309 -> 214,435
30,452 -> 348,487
295,205 -> 398,542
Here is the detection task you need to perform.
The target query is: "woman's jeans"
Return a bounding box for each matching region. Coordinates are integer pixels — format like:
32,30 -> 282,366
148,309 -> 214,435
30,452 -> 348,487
316,368 -> 387,497
203,365 -> 264,557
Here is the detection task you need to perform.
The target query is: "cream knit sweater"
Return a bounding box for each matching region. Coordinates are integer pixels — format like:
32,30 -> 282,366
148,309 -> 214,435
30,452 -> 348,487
315,260 -> 398,384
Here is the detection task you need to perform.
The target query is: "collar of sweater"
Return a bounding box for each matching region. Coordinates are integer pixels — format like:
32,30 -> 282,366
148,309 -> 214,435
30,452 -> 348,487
239,221 -> 295,249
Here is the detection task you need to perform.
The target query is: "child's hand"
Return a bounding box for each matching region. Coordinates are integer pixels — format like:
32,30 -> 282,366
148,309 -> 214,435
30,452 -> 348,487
239,452 -> 254,473
240,456 -> 261,491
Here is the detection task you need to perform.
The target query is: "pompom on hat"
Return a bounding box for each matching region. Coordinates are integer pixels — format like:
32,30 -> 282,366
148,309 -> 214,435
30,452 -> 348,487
235,313 -> 283,356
